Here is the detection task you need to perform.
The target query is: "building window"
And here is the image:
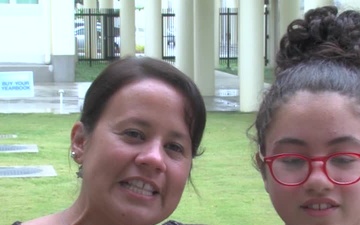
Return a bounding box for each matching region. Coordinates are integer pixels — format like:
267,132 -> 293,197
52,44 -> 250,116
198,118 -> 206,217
16,0 -> 38,3
0,0 -> 38,3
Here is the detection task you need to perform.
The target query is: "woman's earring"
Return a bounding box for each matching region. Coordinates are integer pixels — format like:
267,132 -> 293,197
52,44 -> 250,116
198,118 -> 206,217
71,151 -> 83,178
71,151 -> 76,158
76,165 -> 83,178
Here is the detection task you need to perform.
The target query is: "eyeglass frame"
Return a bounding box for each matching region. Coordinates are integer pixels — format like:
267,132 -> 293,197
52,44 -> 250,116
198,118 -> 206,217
259,152 -> 360,186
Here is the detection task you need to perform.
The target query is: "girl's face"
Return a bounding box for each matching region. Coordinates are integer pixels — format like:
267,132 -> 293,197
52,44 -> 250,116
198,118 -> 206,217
71,78 -> 193,225
263,91 -> 360,225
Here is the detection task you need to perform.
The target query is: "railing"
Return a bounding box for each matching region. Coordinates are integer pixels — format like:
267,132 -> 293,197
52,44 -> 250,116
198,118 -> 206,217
161,8 -> 175,65
75,5 -> 270,69
74,8 -> 120,66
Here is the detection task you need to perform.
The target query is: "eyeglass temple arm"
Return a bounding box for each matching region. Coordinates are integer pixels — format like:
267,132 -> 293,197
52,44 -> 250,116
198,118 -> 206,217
258,149 -> 265,162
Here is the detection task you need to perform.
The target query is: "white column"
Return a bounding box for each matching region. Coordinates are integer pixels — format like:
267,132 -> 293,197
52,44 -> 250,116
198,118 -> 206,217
83,0 -> 98,58
227,0 -> 238,7
174,0 -> 194,79
84,0 -> 97,8
304,0 -> 333,12
194,0 -> 215,96
267,0 -> 277,68
214,0 -> 220,68
144,0 -> 162,59
43,0 -> 51,64
99,0 -> 113,57
51,0 -> 75,82
279,0 -> 301,37
99,0 -> 113,8
120,0 -> 136,57
238,0 -> 264,112
340,0 -> 360,10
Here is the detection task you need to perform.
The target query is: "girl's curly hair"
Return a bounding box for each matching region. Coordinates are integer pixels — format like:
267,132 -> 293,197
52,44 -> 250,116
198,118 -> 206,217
248,6 -> 360,175
276,6 -> 360,74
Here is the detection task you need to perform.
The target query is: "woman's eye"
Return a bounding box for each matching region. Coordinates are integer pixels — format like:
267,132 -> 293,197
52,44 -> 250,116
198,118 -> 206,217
123,130 -> 144,140
165,143 -> 184,153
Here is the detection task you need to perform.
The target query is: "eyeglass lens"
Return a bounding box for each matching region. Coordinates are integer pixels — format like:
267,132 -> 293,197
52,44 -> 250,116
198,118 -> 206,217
271,154 -> 360,185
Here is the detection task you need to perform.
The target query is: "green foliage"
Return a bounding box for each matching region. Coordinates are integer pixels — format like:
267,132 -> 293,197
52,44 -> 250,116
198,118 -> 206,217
264,67 -> 275,84
75,60 -> 275,84
136,45 -> 145,53
216,59 -> 275,84
75,62 -> 109,82
0,112 -> 282,225
217,59 -> 238,74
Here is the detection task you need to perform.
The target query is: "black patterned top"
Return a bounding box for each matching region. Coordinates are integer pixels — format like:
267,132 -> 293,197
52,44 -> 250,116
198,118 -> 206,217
162,220 -> 184,225
12,220 -> 184,225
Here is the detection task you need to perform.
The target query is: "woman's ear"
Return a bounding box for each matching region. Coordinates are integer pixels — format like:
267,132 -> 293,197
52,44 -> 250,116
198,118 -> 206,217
255,152 -> 269,193
70,121 -> 87,164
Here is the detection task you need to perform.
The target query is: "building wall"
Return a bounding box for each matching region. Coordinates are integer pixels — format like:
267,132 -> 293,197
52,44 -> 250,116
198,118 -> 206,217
0,0 -> 75,83
0,1 -> 50,64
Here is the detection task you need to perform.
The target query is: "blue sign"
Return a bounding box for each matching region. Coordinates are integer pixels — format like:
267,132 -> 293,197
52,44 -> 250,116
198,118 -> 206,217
0,71 -> 34,97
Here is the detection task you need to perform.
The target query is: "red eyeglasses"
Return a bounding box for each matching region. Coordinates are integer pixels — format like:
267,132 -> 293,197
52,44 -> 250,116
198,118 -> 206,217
259,152 -> 360,186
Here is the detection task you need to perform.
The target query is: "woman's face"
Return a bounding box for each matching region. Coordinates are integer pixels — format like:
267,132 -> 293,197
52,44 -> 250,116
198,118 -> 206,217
72,78 -> 193,225
263,91 -> 360,225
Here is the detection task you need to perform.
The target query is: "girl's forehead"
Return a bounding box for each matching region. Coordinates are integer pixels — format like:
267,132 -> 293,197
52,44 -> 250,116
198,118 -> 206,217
265,91 -> 359,146
274,91 -> 353,117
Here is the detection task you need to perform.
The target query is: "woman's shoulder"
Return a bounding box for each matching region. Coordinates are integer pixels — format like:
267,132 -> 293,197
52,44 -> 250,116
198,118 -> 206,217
11,213 -> 55,225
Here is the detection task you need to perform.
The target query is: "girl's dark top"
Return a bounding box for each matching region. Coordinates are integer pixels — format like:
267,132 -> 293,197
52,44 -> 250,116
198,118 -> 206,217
12,220 -> 184,225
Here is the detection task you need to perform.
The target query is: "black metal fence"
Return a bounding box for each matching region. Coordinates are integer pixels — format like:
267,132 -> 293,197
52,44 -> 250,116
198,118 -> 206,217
219,8 -> 238,69
75,6 -> 270,69
161,8 -> 175,64
74,8 -> 120,66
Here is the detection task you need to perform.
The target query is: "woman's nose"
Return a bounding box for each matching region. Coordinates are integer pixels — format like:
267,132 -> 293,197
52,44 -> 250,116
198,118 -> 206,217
135,141 -> 167,172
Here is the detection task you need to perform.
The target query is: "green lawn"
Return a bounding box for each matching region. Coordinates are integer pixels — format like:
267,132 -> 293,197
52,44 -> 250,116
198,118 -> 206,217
75,61 -> 275,84
0,112 -> 282,225
75,62 -> 108,82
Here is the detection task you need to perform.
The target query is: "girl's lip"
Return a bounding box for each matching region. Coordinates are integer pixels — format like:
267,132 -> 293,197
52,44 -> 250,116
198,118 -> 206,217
300,198 -> 340,217
300,198 -> 340,211
301,198 -> 340,208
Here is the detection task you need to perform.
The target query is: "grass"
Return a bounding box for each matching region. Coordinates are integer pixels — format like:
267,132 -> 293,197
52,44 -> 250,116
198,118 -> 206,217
216,60 -> 275,84
75,62 -> 108,82
0,112 -> 282,225
75,61 -> 275,84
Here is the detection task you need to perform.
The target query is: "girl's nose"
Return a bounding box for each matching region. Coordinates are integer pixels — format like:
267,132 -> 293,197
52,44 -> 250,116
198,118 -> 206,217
302,161 -> 334,194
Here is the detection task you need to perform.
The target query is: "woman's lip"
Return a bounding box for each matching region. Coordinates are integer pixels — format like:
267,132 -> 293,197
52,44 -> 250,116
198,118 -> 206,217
120,176 -> 161,194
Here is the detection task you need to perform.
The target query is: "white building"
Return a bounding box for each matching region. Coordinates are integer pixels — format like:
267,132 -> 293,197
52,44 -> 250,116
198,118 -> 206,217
1,0 -> 359,111
0,0 -> 74,82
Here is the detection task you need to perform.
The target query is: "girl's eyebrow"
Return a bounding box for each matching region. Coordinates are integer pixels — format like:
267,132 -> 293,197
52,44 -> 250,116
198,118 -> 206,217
274,137 -> 307,147
327,136 -> 360,146
274,136 -> 360,147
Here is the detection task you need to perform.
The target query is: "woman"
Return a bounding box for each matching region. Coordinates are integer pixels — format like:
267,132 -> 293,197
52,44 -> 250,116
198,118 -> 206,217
249,6 -> 360,225
14,56 -> 206,225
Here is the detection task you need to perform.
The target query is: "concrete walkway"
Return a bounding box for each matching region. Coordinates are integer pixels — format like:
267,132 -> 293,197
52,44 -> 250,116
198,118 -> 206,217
0,70 -> 241,113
